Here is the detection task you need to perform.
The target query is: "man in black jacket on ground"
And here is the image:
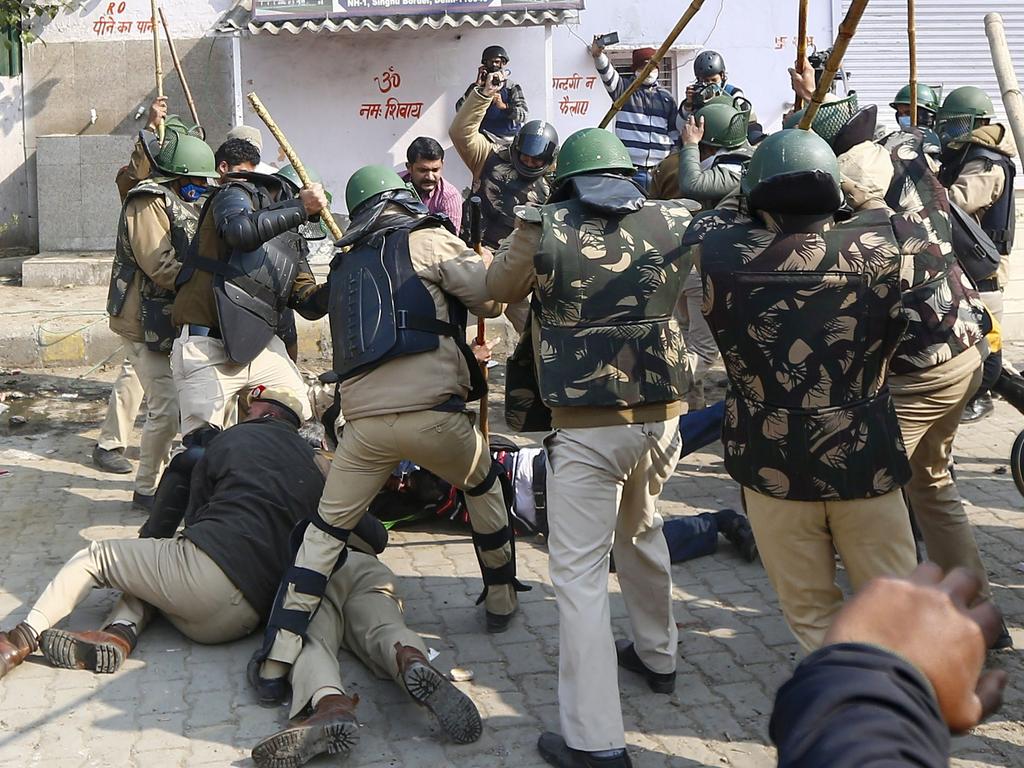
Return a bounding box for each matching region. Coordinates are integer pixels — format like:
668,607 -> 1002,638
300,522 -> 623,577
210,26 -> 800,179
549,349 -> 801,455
0,386 -> 323,678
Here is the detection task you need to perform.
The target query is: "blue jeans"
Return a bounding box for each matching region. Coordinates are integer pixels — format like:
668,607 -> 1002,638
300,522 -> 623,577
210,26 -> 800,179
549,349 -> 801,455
662,514 -> 719,563
631,167 -> 652,192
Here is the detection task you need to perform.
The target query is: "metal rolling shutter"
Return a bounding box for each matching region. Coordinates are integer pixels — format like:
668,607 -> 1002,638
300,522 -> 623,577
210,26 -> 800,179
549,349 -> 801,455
839,0 -> 1024,148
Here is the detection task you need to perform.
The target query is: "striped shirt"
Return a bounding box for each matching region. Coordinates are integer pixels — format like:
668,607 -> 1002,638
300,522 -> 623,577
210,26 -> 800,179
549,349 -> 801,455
595,53 -> 679,169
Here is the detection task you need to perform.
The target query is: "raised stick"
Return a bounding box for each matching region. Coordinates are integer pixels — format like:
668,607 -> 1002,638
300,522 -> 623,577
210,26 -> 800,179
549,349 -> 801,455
158,7 -> 201,131
908,0 -> 917,126
598,0 -> 707,129
246,92 -> 343,241
150,0 -> 164,143
985,13 -> 1024,172
795,0 -> 809,109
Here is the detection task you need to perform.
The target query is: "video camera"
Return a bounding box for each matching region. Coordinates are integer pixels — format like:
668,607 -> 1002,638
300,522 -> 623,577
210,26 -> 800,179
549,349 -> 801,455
807,46 -> 850,91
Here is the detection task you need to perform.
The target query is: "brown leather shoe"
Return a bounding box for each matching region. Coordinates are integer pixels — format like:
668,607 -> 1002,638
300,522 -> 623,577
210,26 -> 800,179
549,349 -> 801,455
0,623 -> 37,680
39,623 -> 136,674
251,693 -> 360,768
395,643 -> 482,744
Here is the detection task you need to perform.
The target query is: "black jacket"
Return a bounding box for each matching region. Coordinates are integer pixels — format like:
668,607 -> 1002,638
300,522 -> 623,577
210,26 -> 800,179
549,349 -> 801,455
142,418 -> 324,617
771,643 -> 949,767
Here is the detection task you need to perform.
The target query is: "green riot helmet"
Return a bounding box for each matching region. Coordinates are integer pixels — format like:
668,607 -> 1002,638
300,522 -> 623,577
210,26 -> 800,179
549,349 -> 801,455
741,129 -> 842,215
694,100 -> 749,149
345,164 -> 408,214
163,114 -> 204,139
141,130 -> 218,179
936,86 -> 996,145
275,163 -> 321,195
891,83 -> 942,113
553,127 -> 634,185
783,92 -> 877,156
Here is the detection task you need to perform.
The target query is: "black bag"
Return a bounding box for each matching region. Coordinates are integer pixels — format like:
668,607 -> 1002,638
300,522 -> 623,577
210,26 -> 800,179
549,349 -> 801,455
949,201 -> 1002,284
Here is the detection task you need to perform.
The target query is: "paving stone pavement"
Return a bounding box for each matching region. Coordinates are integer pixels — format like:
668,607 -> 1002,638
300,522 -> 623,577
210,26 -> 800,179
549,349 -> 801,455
0,362 -> 1022,768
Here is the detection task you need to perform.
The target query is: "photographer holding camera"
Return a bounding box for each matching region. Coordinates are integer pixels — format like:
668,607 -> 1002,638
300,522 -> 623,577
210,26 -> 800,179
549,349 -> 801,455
679,50 -> 745,122
456,45 -> 529,142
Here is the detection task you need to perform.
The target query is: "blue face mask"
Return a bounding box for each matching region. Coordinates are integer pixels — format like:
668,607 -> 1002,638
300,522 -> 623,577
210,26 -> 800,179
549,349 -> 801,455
897,114 -> 913,130
179,183 -> 207,202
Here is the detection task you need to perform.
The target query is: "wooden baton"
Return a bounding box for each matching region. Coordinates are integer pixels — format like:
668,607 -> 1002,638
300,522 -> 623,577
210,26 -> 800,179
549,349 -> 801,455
150,0 -> 164,143
795,0 -> 809,109
798,0 -> 870,130
246,92 -> 344,242
159,7 -> 201,131
599,0 -> 707,129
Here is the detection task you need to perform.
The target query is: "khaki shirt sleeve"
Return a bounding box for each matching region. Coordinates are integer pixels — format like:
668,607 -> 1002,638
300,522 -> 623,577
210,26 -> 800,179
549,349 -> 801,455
487,219 -> 541,303
126,195 -> 179,291
429,230 -> 504,318
948,159 -> 1005,216
117,138 -> 151,202
449,87 -> 496,179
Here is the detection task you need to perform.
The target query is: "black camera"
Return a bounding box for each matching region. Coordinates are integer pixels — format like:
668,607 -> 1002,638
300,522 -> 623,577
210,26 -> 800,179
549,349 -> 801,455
691,82 -> 724,111
807,46 -> 850,90
595,31 -> 619,48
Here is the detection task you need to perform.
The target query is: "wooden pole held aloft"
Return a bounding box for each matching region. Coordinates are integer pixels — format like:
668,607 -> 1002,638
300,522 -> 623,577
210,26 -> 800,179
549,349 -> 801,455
798,0 -> 870,130
150,0 -> 164,143
908,0 -> 918,126
158,7 -> 201,131
795,0 -> 809,109
246,92 -> 344,242
598,0 -> 707,129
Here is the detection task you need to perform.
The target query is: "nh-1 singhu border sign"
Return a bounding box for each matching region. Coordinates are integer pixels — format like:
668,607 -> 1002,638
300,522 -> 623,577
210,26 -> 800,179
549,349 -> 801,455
253,0 -> 584,20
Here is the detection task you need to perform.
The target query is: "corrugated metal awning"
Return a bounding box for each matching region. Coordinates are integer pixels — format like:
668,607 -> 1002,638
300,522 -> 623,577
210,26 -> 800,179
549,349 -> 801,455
216,2 -> 579,35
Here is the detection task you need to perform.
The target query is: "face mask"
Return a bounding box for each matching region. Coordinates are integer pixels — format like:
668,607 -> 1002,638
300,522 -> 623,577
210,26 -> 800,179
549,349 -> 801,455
638,68 -> 660,86
179,183 -> 207,202
897,114 -> 913,130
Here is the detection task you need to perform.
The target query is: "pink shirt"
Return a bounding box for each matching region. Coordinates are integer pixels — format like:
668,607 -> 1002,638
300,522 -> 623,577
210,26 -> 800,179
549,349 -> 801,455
402,171 -> 464,232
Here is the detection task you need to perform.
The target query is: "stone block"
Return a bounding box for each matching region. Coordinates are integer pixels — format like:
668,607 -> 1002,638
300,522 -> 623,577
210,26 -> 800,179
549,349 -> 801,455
36,162 -> 82,251
80,135 -> 133,168
36,135 -> 80,167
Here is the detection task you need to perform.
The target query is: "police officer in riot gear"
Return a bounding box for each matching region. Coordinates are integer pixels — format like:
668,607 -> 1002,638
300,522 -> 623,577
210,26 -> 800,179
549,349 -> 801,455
687,128 -> 919,652
488,128 -> 694,768
451,79 -> 557,252
936,86 -> 1018,423
103,128 -> 219,509
250,165 -> 522,705
451,77 -> 557,332
890,83 -> 942,131
169,159 -> 330,434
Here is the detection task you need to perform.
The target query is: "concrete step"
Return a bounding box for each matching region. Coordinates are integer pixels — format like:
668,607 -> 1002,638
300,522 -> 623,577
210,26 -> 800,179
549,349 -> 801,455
21,249 -> 336,288
0,282 -> 511,370
21,252 -> 114,288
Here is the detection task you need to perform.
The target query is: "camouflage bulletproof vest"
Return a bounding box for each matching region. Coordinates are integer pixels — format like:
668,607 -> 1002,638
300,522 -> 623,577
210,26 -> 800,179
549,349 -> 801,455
478,149 -> 551,248
694,207 -> 912,501
107,180 -> 200,353
881,130 -> 986,374
531,199 -> 693,410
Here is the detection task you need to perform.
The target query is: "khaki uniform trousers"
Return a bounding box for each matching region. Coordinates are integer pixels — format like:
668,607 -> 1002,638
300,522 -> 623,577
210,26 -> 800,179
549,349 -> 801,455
289,552 -> 427,718
97,357 -> 143,451
99,341 -> 179,496
545,420 -> 681,752
892,346 -> 990,599
744,488 -> 918,652
170,331 -> 311,436
266,410 -> 513,667
24,536 -> 259,644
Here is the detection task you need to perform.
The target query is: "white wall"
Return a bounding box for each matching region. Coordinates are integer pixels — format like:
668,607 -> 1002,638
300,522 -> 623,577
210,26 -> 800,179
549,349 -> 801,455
35,0 -> 233,42
0,73 -> 32,248
239,1 -> 839,205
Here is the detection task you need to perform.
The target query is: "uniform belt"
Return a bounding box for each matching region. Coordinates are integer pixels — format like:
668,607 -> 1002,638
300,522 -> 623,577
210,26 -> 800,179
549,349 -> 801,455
975,278 -> 1001,294
187,324 -> 222,339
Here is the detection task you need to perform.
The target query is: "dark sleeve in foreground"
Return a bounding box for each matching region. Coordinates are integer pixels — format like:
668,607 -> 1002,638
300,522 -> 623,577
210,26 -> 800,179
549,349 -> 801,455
771,643 -> 949,768
213,184 -> 308,254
